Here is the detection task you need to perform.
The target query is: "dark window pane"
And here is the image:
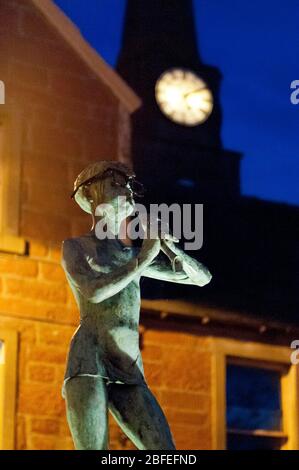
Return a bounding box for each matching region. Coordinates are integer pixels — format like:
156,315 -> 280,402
227,433 -> 283,450
226,364 -> 282,431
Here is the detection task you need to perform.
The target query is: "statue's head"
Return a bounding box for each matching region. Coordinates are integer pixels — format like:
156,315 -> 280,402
71,161 -> 145,223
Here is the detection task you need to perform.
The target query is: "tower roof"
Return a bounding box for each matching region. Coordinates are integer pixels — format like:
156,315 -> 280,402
118,0 -> 201,69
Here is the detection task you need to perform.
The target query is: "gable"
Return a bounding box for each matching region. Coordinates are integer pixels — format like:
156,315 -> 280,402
29,0 -> 141,113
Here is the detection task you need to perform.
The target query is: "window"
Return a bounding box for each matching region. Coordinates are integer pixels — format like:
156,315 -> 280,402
0,112 -> 26,254
0,329 -> 18,450
226,360 -> 287,449
211,338 -> 299,450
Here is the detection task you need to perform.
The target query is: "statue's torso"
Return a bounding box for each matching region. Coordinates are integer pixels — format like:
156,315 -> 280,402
63,234 -> 146,389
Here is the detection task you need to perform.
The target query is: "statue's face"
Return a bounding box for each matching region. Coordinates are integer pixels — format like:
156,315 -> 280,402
104,173 -> 135,218
88,171 -> 135,221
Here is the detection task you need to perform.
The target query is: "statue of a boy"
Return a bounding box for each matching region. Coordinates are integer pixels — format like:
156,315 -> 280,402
61,161 -> 212,450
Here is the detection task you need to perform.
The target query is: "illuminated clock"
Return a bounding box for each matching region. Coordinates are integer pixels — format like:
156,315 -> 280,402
155,68 -> 213,126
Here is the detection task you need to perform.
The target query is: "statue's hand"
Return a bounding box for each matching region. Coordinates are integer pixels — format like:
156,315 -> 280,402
138,237 -> 161,266
140,217 -> 179,243
182,258 -> 212,287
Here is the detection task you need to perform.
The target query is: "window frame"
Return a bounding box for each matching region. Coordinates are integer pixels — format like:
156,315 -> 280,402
211,338 -> 299,450
0,328 -> 18,450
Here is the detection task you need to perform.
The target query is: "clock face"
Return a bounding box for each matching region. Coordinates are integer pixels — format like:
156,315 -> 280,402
155,68 -> 213,126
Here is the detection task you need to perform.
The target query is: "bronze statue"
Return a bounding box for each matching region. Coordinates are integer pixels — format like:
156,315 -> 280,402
61,161 -> 212,450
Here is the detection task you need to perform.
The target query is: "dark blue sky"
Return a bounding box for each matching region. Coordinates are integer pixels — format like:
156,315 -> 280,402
55,0 -> 299,206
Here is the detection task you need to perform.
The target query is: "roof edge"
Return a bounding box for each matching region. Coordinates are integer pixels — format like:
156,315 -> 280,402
141,299 -> 299,336
30,0 -> 141,113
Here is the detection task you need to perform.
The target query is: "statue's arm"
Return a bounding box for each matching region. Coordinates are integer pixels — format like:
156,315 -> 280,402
61,239 -> 148,304
141,251 -> 194,284
142,241 -> 212,287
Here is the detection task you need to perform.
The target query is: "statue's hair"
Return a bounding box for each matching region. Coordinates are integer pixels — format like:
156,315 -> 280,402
73,160 -> 135,214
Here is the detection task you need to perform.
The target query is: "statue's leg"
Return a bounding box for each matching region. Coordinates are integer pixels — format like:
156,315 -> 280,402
64,375 -> 108,450
107,383 -> 176,450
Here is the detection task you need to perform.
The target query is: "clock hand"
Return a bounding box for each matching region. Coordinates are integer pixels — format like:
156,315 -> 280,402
183,86 -> 205,98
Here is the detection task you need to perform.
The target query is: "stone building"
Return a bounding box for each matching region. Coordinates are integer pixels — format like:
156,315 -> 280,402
0,0 -> 141,450
0,0 -> 298,451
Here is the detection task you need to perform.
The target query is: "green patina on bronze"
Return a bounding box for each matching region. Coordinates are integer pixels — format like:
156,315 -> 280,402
61,161 -> 212,450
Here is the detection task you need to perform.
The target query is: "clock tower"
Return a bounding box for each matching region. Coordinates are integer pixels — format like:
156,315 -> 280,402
117,0 -> 241,204
115,1 -> 299,326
